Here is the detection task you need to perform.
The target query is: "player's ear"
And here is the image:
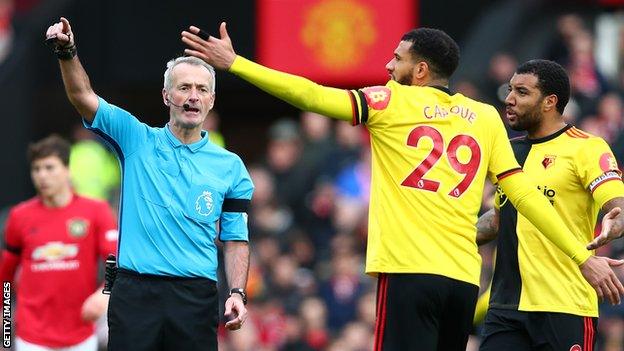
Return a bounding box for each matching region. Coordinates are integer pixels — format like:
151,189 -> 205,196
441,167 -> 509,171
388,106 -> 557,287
414,61 -> 428,80
543,94 -> 558,112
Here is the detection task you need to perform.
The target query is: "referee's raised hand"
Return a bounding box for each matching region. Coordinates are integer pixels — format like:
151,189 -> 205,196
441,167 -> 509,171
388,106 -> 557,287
45,17 -> 74,48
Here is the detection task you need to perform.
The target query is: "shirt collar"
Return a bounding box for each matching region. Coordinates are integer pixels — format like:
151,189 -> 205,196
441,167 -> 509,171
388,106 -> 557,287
430,85 -> 453,95
164,124 -> 209,153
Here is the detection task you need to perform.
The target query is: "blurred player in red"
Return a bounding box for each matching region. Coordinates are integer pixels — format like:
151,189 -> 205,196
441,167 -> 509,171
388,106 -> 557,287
0,135 -> 118,351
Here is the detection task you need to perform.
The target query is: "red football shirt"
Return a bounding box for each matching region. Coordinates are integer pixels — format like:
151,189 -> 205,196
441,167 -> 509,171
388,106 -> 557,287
1,195 -> 117,347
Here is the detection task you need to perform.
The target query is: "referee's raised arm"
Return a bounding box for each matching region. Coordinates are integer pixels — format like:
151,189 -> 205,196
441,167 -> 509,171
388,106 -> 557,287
45,17 -> 99,123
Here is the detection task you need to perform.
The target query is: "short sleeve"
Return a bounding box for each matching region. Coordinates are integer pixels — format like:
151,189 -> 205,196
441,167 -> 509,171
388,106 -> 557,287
3,209 -> 22,255
576,137 -> 622,191
573,137 -> 624,208
219,159 -> 254,242
486,108 -> 521,183
83,97 -> 151,157
95,201 -> 118,260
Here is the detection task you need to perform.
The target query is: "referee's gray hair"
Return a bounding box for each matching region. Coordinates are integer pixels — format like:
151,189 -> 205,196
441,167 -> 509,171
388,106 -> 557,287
163,56 -> 216,92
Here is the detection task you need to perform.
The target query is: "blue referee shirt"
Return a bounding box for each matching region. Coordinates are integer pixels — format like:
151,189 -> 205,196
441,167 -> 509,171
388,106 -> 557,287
85,97 -> 254,280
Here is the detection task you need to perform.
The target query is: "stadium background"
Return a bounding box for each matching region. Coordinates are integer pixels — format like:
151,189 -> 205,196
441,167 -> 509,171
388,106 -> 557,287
1,0 -> 624,350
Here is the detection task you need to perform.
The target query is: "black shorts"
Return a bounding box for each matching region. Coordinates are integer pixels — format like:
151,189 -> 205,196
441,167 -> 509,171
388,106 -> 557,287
374,273 -> 479,351
107,269 -> 219,351
480,308 -> 597,351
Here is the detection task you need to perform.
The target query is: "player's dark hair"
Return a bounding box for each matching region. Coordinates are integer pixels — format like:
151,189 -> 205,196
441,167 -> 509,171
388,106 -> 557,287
28,134 -> 71,166
401,28 -> 460,80
516,59 -> 570,114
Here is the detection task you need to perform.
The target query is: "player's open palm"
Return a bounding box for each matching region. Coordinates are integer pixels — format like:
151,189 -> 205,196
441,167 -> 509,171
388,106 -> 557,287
587,207 -> 623,250
181,22 -> 237,70
580,255 -> 624,305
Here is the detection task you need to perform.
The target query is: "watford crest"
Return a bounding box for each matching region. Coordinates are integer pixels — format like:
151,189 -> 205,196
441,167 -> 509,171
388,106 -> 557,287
542,155 -> 556,169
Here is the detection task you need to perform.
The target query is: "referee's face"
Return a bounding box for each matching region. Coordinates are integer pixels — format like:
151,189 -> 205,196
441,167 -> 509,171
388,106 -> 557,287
166,63 -> 215,130
30,155 -> 70,200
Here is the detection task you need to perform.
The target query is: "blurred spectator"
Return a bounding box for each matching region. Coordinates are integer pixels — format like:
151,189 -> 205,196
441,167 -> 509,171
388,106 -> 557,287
300,111 -> 334,176
480,52 -> 518,108
248,165 -> 294,238
596,93 -> 624,143
319,252 -> 367,331
265,119 -> 318,223
69,124 -> 120,204
279,314 -> 315,351
547,13 -> 587,66
266,254 -> 308,314
298,297 -> 329,350
453,79 -> 482,100
323,121 -> 364,179
568,30 -> 611,116
339,321 -> 374,351
203,109 -> 226,147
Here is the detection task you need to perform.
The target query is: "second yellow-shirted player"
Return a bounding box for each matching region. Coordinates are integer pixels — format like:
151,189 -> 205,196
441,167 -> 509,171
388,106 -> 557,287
181,24 -> 624,351
477,60 -> 624,351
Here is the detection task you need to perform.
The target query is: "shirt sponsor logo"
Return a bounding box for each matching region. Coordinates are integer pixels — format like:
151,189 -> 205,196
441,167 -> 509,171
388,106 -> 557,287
537,185 -> 556,205
589,171 -> 621,193
31,242 -> 80,272
67,218 -> 89,238
542,155 -> 556,169
195,191 -> 214,216
497,184 -> 556,206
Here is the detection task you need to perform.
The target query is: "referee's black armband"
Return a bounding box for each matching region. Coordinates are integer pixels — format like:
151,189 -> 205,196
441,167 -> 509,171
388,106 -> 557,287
222,198 -> 250,213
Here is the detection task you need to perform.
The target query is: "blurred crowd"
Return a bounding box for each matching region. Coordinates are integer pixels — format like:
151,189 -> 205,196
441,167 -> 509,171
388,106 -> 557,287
4,9 -> 624,351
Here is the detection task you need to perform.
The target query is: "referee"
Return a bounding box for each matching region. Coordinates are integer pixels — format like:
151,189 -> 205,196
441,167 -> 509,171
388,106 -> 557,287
46,18 -> 254,351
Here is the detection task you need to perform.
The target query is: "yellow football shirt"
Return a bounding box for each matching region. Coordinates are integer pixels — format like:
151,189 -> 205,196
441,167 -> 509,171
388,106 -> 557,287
349,81 -> 520,286
491,125 -> 624,317
228,55 -> 593,286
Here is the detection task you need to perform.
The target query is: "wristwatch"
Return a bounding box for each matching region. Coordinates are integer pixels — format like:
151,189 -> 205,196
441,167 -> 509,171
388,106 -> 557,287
229,288 -> 248,305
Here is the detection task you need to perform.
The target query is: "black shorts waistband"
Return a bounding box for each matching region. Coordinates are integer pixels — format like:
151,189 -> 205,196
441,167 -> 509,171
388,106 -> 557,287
117,268 -> 216,283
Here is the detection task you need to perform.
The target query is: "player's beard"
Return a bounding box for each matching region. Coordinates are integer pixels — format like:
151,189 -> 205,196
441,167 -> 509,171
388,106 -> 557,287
395,71 -> 413,86
509,104 -> 543,133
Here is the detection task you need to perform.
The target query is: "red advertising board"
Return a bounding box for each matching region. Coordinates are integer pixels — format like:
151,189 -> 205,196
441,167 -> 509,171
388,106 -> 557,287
257,0 -> 418,86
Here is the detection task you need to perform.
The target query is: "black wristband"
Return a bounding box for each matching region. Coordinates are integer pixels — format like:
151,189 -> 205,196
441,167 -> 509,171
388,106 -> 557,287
229,288 -> 247,305
54,44 -> 77,60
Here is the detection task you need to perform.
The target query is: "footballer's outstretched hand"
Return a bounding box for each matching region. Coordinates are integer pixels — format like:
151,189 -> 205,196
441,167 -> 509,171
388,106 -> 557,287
181,22 -> 236,71
580,255 -> 624,305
